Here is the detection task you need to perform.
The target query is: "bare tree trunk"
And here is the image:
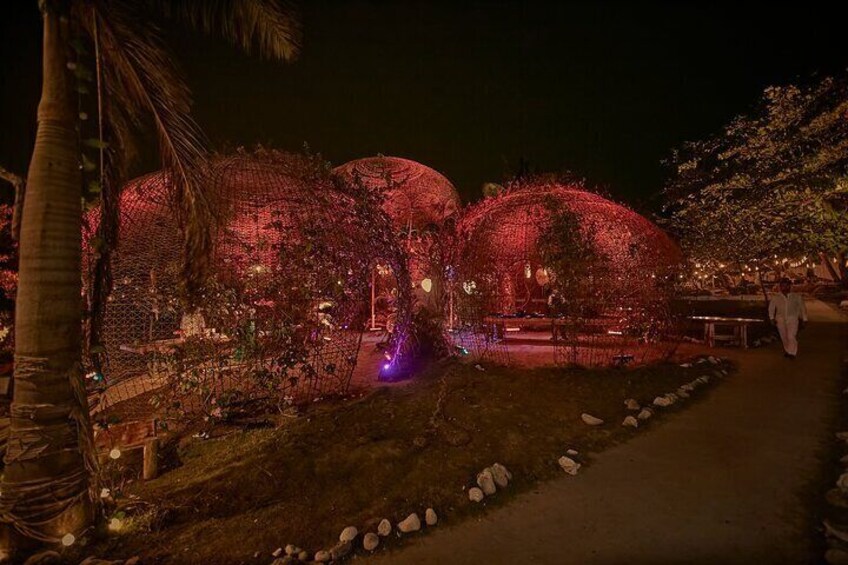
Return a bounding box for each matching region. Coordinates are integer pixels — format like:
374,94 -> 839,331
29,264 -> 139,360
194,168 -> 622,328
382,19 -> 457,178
1,4 -> 94,556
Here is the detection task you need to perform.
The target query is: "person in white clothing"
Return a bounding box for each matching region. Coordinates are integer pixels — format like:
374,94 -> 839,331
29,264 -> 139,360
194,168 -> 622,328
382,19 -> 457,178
768,278 -> 808,359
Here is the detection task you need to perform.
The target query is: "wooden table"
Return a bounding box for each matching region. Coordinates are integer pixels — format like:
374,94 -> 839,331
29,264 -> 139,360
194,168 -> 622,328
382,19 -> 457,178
690,315 -> 763,348
482,316 -> 554,339
481,316 -> 624,340
119,334 -> 231,381
119,334 -> 230,355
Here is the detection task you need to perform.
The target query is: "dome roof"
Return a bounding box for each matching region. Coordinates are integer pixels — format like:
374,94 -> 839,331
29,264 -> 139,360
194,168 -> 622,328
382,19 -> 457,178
83,151 -> 414,411
333,156 -> 461,231
456,181 -> 682,276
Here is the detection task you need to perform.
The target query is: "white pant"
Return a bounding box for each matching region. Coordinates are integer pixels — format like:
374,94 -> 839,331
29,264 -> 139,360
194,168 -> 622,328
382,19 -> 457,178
776,317 -> 799,356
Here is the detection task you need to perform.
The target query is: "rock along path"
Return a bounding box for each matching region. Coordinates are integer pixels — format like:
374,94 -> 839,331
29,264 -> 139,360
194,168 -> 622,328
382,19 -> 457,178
370,300 -> 847,564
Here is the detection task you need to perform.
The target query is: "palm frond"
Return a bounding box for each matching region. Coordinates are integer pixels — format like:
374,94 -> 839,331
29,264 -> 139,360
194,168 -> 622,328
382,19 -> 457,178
151,0 -> 302,62
0,165 -> 24,241
77,0 -> 213,301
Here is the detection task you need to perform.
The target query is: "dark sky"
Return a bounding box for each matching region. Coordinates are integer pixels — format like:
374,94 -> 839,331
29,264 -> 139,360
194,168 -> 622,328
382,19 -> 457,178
1,2 -> 845,211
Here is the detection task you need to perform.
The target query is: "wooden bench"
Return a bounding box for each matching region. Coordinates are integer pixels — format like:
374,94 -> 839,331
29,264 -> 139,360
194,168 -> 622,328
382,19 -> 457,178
481,316 -> 625,341
482,316 -> 554,339
689,315 -> 764,349
94,418 -> 160,480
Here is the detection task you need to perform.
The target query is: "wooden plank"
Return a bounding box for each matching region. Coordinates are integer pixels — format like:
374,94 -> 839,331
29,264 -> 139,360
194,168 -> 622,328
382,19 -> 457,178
94,419 -> 156,450
143,438 -> 159,480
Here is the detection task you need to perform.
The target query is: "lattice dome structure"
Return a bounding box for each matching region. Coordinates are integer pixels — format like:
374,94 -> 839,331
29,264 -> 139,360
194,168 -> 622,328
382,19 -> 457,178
333,156 -> 462,327
450,180 -> 684,367
84,150 -> 412,422
333,156 -> 461,232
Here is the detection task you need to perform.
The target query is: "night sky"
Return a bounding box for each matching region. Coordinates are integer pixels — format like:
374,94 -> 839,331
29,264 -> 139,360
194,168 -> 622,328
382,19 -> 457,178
1,2 -> 845,212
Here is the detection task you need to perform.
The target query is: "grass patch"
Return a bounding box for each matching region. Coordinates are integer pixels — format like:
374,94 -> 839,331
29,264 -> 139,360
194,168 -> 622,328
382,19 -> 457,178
92,357 -> 729,564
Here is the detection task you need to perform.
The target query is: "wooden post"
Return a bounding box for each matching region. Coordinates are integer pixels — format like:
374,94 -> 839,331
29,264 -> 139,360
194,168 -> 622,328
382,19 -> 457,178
143,438 -> 159,480
370,267 -> 377,330
448,287 -> 455,330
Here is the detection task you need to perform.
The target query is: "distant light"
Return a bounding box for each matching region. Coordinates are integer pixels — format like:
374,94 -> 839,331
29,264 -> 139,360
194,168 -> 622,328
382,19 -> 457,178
109,518 -> 122,532
383,363 -> 391,371
61,533 -> 75,546
100,488 -> 111,499
607,330 -> 623,336
421,278 -> 433,293
109,448 -> 121,460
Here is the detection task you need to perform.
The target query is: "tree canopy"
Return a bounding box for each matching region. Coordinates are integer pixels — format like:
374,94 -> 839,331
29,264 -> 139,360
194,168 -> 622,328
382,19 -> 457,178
662,74 -> 848,269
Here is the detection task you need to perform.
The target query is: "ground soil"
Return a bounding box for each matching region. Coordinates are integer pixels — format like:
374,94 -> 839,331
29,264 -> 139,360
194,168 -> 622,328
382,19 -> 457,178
85,355 -> 729,564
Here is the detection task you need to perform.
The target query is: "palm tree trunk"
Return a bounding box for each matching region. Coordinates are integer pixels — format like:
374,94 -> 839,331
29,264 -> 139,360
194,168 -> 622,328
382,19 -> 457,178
1,3 -> 94,555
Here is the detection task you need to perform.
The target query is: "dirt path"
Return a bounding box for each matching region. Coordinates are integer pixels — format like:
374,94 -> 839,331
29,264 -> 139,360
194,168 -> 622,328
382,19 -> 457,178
370,300 -> 847,564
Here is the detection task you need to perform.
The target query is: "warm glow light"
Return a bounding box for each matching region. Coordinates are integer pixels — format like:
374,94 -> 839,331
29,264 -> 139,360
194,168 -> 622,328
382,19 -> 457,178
109,448 -> 121,460
61,533 -> 75,546
333,156 -> 461,231
421,278 -> 433,293
109,518 -> 123,532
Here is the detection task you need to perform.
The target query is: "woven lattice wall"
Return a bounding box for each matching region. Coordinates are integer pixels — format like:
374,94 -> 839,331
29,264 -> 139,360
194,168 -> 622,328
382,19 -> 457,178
450,180 -> 683,367
84,150 -> 412,422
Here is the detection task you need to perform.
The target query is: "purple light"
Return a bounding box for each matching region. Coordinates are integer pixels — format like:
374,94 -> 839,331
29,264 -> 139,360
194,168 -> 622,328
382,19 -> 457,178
383,363 -> 391,371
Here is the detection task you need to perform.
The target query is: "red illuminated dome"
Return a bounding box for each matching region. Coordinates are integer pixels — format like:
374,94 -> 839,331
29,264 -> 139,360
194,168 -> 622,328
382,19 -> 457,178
450,179 -> 683,367
85,150 -> 412,419
333,156 -> 461,231
456,181 -> 682,278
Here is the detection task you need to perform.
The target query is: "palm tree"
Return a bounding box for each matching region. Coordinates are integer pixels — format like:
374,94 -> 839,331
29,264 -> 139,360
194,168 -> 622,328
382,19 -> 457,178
2,0 -> 299,556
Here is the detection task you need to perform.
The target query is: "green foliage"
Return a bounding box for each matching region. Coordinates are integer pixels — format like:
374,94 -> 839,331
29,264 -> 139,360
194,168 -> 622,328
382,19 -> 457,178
481,182 -> 504,198
663,75 -> 848,263
537,197 -> 603,298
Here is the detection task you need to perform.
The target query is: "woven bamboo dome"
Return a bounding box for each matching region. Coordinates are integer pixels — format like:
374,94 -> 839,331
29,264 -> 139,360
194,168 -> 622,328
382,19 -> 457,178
333,156 -> 462,322
450,179 -> 683,367
84,150 -> 412,421
333,156 -> 461,232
